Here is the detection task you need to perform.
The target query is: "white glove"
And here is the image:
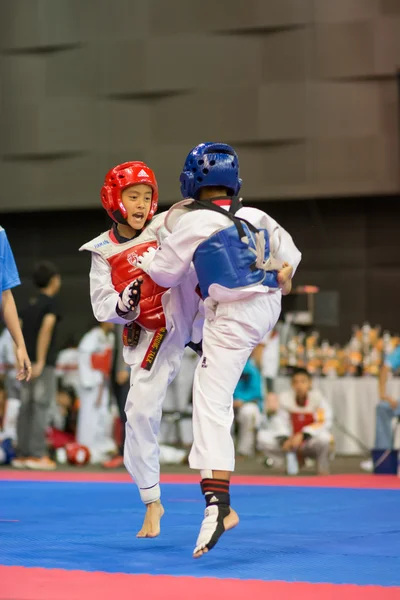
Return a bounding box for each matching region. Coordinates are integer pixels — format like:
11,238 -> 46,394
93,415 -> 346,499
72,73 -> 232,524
137,246 -> 157,274
116,278 -> 143,317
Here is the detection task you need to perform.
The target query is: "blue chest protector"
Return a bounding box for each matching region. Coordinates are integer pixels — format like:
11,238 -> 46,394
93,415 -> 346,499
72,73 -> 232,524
191,199 -> 280,300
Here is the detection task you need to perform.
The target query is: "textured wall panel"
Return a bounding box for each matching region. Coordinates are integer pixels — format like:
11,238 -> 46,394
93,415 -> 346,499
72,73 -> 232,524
1,99 -> 95,156
1,56 -> 47,102
314,22 -> 375,78
0,0 -> 80,50
314,0 -> 379,22
150,0 -> 312,35
46,48 -> 97,97
380,0 -> 400,15
151,87 -> 260,144
262,29 -> 312,82
375,17 -> 400,72
0,0 -> 399,212
259,84 -> 307,140
95,100 -> 151,151
76,0 -> 150,41
310,83 -> 381,138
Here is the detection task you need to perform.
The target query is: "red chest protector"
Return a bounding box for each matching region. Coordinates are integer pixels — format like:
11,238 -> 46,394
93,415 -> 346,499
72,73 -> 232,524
107,239 -> 168,330
290,412 -> 315,434
91,348 -> 113,377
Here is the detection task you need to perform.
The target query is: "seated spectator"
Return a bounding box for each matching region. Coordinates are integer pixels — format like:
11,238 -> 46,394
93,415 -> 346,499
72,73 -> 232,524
76,321 -> 117,464
55,337 -> 79,398
233,353 -> 263,457
47,385 -> 78,454
253,327 -> 280,393
361,344 -> 400,472
257,368 -> 333,475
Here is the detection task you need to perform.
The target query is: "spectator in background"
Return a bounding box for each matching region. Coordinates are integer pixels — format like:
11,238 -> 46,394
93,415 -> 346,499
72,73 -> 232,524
47,384 -> 78,457
76,321 -> 117,464
233,353 -> 263,457
257,368 -> 333,475
253,327 -> 280,393
102,324 -> 129,469
55,337 -> 79,398
361,344 -> 400,472
13,261 -> 61,470
0,226 -> 31,381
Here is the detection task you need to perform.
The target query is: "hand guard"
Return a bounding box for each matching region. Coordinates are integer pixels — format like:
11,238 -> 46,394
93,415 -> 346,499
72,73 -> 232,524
117,278 -> 143,316
136,246 -> 157,274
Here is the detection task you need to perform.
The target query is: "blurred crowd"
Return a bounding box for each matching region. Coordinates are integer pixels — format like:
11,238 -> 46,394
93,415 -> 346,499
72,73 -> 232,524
281,324 -> 400,378
1,260 -> 399,476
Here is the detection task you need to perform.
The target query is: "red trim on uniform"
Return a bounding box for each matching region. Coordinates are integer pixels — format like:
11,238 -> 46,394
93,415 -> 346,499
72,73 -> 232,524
109,228 -> 118,244
212,199 -> 231,207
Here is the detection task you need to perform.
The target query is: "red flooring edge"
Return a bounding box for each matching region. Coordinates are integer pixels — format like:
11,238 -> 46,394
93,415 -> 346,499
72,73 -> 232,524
0,566 -> 398,600
0,469 -> 400,489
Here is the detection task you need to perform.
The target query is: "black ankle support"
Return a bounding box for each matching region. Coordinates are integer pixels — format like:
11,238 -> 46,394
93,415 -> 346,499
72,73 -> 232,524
201,478 -> 230,507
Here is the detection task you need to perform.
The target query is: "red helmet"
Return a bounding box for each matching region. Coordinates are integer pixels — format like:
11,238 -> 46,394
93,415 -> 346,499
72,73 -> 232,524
101,161 -> 159,224
65,443 -> 91,466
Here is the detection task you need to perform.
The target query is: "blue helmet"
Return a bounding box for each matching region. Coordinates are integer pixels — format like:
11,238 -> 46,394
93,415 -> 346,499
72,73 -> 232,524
180,142 -> 242,199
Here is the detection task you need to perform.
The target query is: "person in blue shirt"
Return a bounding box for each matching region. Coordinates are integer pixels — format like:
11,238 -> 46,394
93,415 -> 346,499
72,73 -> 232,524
361,344 -> 400,472
0,227 -> 31,381
233,356 -> 263,457
376,345 -> 400,446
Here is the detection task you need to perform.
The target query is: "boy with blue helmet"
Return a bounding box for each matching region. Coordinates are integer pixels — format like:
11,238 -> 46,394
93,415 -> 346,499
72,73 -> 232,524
138,142 -> 301,557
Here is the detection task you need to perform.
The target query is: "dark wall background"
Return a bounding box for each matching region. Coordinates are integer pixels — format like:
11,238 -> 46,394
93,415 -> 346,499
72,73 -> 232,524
1,0 -> 400,211
2,195 -> 399,347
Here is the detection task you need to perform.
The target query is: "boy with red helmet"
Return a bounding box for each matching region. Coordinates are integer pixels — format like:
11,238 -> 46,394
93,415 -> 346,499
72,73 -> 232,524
80,161 -> 201,537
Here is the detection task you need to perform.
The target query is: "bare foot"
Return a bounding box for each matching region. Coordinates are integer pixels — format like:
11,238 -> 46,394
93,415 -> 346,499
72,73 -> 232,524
136,500 -> 164,538
193,507 -> 239,558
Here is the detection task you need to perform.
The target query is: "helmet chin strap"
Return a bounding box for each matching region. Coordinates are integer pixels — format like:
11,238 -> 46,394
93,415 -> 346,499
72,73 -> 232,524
112,209 -> 128,225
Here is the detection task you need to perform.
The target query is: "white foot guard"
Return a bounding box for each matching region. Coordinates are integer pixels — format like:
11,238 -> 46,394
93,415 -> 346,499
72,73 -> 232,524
193,504 -> 230,556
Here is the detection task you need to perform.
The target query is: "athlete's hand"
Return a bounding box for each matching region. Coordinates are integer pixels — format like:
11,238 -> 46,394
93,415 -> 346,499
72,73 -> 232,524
137,246 -> 157,274
277,262 -> 293,296
290,432 -> 304,450
381,395 -> 399,410
277,262 -> 293,286
117,277 -> 143,315
15,345 -> 32,381
31,360 -> 45,380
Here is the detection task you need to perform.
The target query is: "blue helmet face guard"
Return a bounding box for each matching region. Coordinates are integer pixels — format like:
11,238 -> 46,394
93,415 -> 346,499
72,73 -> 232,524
180,142 -> 242,199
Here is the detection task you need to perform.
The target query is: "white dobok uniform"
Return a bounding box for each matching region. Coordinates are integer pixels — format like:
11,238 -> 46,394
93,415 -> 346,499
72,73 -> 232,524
55,347 -> 80,396
145,200 -> 302,472
80,213 -> 201,502
76,326 -> 116,464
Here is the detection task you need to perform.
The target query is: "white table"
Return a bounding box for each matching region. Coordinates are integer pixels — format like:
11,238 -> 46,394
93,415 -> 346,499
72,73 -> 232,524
275,376 -> 400,455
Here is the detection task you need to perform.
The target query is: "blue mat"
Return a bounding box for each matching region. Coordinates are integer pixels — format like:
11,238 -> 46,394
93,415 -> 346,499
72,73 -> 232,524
1,481 -> 399,586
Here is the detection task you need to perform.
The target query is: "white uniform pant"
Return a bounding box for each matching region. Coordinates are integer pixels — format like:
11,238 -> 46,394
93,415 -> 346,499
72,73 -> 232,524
76,386 -> 116,464
189,292 -> 281,472
160,347 -> 198,446
236,402 -> 262,457
2,398 -> 21,442
123,327 -> 185,504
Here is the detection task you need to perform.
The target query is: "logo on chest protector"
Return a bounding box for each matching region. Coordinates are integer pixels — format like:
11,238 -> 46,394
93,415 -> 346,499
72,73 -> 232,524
127,251 -> 138,267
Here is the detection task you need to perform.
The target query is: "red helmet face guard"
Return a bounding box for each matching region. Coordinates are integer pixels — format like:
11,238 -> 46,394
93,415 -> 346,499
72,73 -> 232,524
101,161 -> 159,224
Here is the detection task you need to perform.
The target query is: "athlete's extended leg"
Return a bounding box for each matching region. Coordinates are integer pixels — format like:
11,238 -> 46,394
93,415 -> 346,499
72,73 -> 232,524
124,332 -> 183,538
190,295 -> 279,557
